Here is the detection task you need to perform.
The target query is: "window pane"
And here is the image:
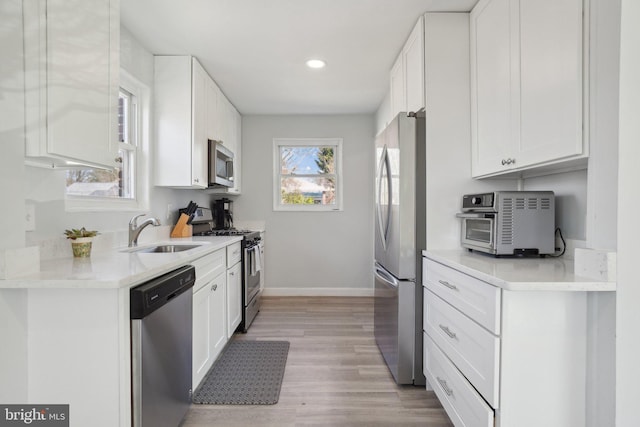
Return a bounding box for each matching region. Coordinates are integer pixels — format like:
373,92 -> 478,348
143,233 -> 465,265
65,168 -> 122,198
119,148 -> 135,199
66,87 -> 137,200
280,177 -> 336,205
280,146 -> 335,175
118,91 -> 129,144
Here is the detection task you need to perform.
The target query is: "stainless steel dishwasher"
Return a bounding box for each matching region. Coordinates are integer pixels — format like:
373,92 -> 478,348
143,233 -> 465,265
130,265 -> 195,427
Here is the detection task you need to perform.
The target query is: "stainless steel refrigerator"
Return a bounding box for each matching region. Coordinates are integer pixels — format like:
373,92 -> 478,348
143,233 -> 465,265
374,111 -> 426,385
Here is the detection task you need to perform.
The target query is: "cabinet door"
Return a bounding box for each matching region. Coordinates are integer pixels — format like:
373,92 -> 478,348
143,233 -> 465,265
470,0 -> 515,177
191,59 -> 209,188
209,272 -> 227,362
192,284 -> 211,387
24,0 -> 118,168
516,0 -> 583,167
230,108 -> 242,194
205,77 -> 218,142
389,54 -> 405,118
404,16 -> 425,113
226,262 -> 242,338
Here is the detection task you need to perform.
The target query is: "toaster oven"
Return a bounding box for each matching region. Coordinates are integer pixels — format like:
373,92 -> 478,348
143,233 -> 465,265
456,191 -> 556,256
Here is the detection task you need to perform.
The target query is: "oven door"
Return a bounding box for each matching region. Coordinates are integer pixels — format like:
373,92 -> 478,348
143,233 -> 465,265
244,244 -> 261,304
458,214 -> 495,252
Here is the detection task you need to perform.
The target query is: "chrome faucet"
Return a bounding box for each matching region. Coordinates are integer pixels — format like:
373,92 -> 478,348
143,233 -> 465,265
128,214 -> 161,247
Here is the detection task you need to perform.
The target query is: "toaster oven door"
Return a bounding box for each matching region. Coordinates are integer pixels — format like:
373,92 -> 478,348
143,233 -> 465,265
459,214 -> 495,251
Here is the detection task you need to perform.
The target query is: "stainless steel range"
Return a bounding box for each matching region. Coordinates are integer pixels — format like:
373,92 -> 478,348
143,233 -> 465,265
188,207 -> 263,332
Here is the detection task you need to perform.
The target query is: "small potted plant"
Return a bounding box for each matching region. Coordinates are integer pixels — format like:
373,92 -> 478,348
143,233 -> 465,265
64,227 -> 99,258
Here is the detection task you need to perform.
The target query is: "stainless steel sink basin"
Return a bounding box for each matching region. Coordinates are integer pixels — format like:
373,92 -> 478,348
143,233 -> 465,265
124,244 -> 201,253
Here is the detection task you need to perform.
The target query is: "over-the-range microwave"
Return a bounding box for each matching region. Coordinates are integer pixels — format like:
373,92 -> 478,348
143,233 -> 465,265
208,139 -> 234,188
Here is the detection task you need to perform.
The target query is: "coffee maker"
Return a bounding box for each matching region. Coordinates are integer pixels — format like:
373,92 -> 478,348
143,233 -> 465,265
213,198 -> 234,230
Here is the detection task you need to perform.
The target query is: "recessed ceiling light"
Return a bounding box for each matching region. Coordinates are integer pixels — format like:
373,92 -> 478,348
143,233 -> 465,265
306,59 -> 326,69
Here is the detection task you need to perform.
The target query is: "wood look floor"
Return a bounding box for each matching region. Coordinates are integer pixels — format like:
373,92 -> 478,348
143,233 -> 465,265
182,296 -> 453,427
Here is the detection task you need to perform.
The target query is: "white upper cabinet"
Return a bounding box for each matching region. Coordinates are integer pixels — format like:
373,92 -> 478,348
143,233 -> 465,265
389,16 -> 425,119
23,0 -> 119,169
389,54 -> 406,118
470,0 -> 585,178
209,93 -> 242,194
154,56 -> 209,188
404,16 -> 425,113
155,55 -> 242,191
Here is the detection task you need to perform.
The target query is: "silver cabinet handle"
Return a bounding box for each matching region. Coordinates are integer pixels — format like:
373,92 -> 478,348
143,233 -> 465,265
211,284 -> 217,291
439,324 -> 457,339
436,377 -> 453,396
501,158 -> 516,166
229,271 -> 235,276
438,280 -> 458,291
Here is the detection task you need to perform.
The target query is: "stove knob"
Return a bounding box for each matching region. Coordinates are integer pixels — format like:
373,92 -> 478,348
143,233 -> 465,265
471,197 -> 482,205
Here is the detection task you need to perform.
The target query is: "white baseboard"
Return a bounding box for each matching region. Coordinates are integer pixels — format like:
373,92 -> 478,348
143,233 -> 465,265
262,287 -> 374,297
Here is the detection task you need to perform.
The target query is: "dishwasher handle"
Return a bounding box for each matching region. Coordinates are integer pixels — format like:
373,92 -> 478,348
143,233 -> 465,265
130,265 -> 196,319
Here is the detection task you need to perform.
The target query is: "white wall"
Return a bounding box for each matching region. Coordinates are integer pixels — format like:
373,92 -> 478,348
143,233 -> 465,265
616,0 -> 640,425
424,13 -> 516,251
235,115 -> 374,295
523,170 -> 588,240
0,0 -> 27,251
0,0 -> 28,403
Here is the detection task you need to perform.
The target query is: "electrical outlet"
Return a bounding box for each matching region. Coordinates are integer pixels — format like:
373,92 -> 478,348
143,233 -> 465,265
166,204 -> 173,221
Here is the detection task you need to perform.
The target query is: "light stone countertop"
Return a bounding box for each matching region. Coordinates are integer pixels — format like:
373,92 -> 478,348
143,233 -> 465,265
423,249 -> 616,292
0,235 -> 242,290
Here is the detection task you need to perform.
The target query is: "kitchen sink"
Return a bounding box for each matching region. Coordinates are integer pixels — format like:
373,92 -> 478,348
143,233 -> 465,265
122,244 -> 202,253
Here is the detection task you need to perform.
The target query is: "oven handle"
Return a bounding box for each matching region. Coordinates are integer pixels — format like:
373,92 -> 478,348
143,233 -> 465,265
455,212 -> 494,218
244,245 -> 261,276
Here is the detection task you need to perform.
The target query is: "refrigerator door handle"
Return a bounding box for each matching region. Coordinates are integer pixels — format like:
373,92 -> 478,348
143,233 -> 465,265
375,263 -> 399,288
376,145 -> 392,250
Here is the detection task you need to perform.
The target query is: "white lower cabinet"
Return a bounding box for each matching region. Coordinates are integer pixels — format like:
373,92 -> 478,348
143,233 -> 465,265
192,249 -> 227,388
423,256 -> 588,427
424,333 -> 494,427
226,261 -> 242,338
424,291 -> 500,407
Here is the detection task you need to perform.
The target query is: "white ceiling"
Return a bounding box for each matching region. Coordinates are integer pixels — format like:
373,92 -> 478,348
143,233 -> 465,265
121,0 -> 478,115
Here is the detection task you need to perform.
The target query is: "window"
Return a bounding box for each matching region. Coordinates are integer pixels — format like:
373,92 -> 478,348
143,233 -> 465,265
65,70 -> 149,211
273,138 -> 343,211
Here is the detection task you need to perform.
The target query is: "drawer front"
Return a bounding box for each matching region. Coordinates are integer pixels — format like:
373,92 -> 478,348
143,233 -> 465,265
423,258 -> 501,334
424,290 -> 500,408
424,333 -> 494,427
192,248 -> 226,292
226,242 -> 242,267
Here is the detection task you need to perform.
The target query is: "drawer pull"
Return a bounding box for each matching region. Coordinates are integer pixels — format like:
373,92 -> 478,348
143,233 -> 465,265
436,376 -> 453,396
211,284 -> 218,291
439,324 -> 457,339
438,280 -> 458,291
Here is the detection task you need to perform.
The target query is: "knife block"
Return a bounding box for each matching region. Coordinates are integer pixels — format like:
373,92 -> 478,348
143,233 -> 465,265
170,213 -> 193,238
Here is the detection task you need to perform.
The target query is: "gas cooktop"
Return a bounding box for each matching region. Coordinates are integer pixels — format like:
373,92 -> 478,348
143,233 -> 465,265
194,229 -> 259,239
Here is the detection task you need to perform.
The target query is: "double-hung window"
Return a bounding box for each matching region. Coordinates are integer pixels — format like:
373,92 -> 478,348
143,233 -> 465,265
273,138 -> 343,211
65,71 -> 148,210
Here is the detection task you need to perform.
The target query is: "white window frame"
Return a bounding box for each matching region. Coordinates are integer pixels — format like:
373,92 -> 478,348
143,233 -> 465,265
65,69 -> 149,212
273,138 -> 343,212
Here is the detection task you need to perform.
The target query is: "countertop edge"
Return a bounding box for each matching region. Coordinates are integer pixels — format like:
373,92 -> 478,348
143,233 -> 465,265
0,236 -> 243,290
423,249 -> 616,292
